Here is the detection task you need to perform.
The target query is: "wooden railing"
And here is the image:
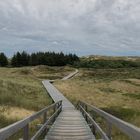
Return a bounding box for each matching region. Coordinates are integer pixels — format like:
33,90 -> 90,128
77,101 -> 140,140
0,100 -> 62,140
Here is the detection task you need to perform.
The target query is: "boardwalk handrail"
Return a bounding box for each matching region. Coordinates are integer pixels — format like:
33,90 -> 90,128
0,100 -> 62,140
77,102 -> 110,140
77,101 -> 140,140
31,105 -> 62,140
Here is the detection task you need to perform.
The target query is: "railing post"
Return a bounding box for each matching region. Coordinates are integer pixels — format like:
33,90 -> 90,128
79,102 -> 81,112
77,101 -> 79,110
106,121 -> 112,140
43,112 -> 47,124
54,104 -> 56,113
91,123 -> 96,136
53,104 -> 57,122
91,111 -> 96,136
59,101 -> 62,113
81,102 -> 84,116
43,111 -> 48,134
85,105 -> 88,123
23,124 -> 29,140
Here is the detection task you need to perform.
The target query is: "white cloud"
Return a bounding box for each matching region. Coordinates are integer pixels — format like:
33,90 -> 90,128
0,0 -> 140,56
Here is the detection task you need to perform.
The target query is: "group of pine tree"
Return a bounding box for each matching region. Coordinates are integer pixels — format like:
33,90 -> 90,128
1,51 -> 140,68
0,51 -> 79,67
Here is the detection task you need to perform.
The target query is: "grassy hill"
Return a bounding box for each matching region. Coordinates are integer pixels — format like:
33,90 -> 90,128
0,66 -> 74,129
82,55 -> 140,61
74,55 -> 140,69
54,67 -> 140,140
0,61 -> 140,139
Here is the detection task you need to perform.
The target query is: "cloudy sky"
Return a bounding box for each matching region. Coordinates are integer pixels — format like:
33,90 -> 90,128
0,0 -> 140,56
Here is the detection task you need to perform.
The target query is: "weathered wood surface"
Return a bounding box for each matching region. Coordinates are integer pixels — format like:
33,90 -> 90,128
45,109 -> 95,140
42,80 -> 74,109
42,70 -> 95,140
62,69 -> 78,80
42,69 -> 78,109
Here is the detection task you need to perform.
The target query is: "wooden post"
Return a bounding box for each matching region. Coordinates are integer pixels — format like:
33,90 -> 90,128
91,123 -> 96,135
57,102 -> 61,116
91,111 -> 96,135
85,105 -> 88,123
54,104 -> 56,113
106,121 -> 112,140
23,124 -> 29,140
43,112 -> 48,134
53,105 -> 57,122
43,112 -> 47,124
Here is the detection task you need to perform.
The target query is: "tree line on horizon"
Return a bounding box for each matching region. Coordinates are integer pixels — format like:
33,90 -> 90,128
0,51 -> 79,67
0,51 -> 140,68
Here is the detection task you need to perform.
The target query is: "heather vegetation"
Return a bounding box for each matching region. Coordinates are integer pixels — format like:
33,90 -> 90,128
0,66 -> 74,128
0,66 -> 74,139
74,59 -> 140,69
55,67 -> 140,140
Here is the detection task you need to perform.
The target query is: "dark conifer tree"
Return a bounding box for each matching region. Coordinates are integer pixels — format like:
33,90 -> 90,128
20,51 -> 30,66
11,54 -> 17,67
11,51 -> 79,67
11,52 -> 21,67
29,53 -> 38,66
16,52 -> 22,66
0,53 -> 8,67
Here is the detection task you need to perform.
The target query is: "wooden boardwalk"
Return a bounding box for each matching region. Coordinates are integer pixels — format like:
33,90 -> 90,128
42,80 -> 74,109
62,69 -> 78,80
42,70 -> 95,140
45,109 -> 95,140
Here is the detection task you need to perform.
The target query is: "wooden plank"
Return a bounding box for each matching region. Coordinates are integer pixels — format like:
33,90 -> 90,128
46,136 -> 95,140
42,80 -> 75,109
45,110 -> 95,140
62,69 -> 78,80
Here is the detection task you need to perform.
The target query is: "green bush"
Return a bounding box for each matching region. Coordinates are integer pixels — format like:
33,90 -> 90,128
74,60 -> 140,69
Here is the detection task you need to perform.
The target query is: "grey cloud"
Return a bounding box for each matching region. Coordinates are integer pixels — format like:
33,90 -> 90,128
0,0 -> 140,56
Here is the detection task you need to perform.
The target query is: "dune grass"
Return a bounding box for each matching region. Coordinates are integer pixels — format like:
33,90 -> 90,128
54,68 -> 140,139
1,65 -> 139,139
0,65 -> 74,139
0,65 -> 73,140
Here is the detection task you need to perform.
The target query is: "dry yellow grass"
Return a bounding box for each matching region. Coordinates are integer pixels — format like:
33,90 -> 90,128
54,68 -> 140,127
31,65 -> 75,80
0,106 -> 34,120
55,78 -> 140,109
54,68 -> 140,139
0,65 -> 74,129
